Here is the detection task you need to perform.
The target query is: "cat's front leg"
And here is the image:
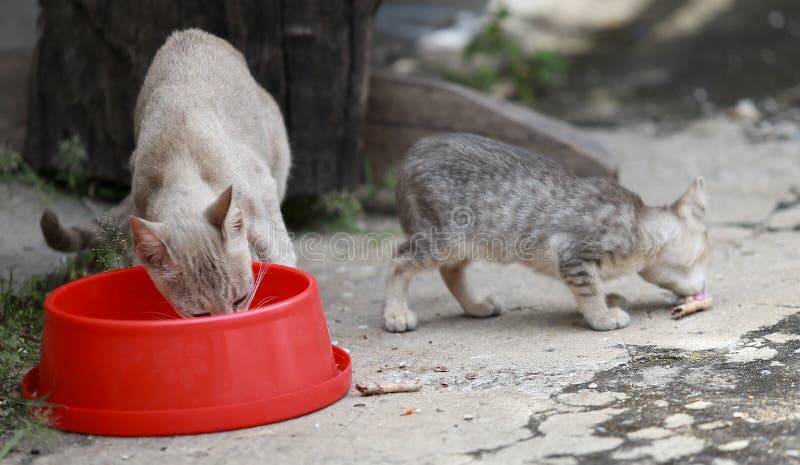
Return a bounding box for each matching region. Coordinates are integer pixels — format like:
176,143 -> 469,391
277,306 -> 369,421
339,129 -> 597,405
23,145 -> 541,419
560,261 -> 630,331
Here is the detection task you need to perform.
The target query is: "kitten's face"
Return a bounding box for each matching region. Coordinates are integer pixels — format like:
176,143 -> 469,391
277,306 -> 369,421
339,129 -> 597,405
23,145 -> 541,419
130,186 -> 254,317
639,178 -> 709,297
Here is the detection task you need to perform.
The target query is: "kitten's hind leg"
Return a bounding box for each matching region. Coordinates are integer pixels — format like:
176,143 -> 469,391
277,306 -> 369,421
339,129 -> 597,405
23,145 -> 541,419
383,240 -> 433,332
440,261 -> 503,318
560,261 -> 630,331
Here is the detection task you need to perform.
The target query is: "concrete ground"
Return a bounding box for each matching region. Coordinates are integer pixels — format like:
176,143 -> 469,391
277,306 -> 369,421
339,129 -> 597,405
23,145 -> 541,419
3,115 -> 800,464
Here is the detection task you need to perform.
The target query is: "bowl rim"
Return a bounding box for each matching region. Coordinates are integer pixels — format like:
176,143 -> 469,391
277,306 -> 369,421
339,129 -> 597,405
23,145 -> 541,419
44,262 -> 316,329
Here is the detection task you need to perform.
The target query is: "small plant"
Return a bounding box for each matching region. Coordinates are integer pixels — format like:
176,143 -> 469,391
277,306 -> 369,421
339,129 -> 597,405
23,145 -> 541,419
0,258 -> 97,452
0,145 -> 52,197
0,273 -> 49,449
358,159 -> 398,214
443,5 -> 566,104
91,216 -> 134,271
0,145 -> 22,175
55,135 -> 89,194
320,192 -> 363,231
282,192 -> 364,232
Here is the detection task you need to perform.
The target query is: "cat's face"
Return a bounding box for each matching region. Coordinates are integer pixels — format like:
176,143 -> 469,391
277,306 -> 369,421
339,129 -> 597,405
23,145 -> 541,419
129,186 -> 254,317
639,178 -> 709,297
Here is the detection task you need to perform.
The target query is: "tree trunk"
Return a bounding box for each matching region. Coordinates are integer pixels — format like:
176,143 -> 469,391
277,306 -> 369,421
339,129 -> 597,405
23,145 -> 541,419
25,0 -> 378,195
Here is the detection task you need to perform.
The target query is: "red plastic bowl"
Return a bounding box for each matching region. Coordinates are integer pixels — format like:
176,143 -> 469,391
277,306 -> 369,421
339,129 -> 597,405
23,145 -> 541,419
21,262 -> 351,436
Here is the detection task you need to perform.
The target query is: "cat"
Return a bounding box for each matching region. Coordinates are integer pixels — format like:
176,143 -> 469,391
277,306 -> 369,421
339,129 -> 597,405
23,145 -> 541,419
40,29 -> 296,317
383,132 -> 708,332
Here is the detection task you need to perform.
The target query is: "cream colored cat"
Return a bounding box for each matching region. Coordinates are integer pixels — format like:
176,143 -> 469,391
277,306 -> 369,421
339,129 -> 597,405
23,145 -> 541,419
41,29 -> 296,317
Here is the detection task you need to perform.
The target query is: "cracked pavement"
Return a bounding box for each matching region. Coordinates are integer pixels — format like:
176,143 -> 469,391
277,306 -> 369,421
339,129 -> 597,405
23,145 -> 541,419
3,115 -> 800,464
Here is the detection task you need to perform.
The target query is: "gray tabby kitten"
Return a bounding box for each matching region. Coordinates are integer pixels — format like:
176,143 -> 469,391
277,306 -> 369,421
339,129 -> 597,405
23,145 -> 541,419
383,133 -> 708,332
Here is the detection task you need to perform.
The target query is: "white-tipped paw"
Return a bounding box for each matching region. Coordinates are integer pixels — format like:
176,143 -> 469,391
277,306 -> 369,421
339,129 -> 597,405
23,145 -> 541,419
585,307 -> 630,331
384,308 -> 418,332
464,296 -> 504,318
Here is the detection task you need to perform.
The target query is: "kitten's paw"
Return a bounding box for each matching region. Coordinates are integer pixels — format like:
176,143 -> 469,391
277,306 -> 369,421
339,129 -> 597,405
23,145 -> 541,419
384,308 -> 418,332
585,307 -> 630,331
464,296 -> 504,318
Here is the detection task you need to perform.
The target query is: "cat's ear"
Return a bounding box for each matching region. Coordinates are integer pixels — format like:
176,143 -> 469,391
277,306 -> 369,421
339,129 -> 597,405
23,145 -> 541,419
129,216 -> 172,269
206,185 -> 245,245
672,177 -> 707,220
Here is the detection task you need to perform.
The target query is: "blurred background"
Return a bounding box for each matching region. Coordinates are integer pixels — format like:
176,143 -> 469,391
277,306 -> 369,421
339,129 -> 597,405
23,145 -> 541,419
373,0 -> 800,124
1,0 -> 798,279
0,0 -> 798,271
1,0 -> 799,200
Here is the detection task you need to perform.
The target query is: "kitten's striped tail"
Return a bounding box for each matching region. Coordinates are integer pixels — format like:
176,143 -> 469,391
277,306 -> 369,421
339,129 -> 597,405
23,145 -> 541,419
40,194 -> 133,252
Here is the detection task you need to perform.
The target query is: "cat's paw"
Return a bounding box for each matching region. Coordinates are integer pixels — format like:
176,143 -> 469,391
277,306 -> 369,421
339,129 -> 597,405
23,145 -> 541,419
384,308 -> 418,332
585,307 -> 630,331
464,296 -> 504,318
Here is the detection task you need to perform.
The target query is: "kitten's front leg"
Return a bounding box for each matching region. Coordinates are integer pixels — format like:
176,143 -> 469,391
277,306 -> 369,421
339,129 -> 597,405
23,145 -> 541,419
560,261 -> 630,331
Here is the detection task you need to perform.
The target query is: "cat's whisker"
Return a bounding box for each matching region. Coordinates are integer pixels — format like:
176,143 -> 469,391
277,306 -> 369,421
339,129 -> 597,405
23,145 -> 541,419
141,311 -> 181,320
245,264 -> 267,308
251,295 -> 279,309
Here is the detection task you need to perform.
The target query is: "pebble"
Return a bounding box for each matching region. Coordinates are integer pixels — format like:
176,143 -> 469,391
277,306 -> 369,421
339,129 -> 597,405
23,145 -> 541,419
627,426 -> 673,440
653,400 -> 669,408
717,440 -> 750,452
698,420 -> 731,430
760,369 -> 772,375
398,362 -> 408,368
733,98 -> 761,121
770,361 -> 785,367
711,459 -> 738,465
588,382 -> 598,389
764,332 -> 800,344
732,411 -> 758,423
684,400 -> 711,410
786,449 -> 800,458
463,414 -> 474,421
664,413 -> 694,429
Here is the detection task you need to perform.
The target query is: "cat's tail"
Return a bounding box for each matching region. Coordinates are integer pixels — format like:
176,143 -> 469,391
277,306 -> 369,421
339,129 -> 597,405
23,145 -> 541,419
40,194 -> 133,252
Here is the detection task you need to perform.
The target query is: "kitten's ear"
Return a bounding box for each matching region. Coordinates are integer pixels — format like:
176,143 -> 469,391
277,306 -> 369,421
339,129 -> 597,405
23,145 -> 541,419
672,177 -> 707,219
129,216 -> 172,269
206,185 -> 245,244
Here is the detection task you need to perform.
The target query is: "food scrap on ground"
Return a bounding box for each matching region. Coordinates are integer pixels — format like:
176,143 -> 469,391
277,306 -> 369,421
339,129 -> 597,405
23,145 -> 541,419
355,381 -> 422,396
672,293 -> 713,319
